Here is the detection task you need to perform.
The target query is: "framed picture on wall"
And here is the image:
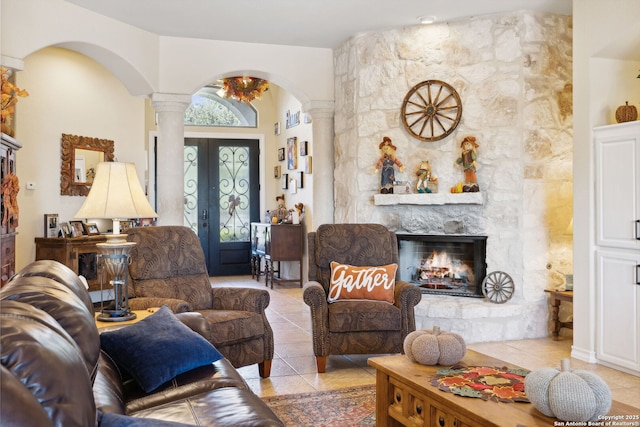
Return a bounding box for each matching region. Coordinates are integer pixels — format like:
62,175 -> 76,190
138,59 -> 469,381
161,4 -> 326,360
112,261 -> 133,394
287,137 -> 297,170
281,173 -> 288,189
278,147 -> 285,162
274,165 -> 281,179
299,140 -> 308,156
297,171 -> 304,188
304,156 -> 312,174
274,122 -> 281,135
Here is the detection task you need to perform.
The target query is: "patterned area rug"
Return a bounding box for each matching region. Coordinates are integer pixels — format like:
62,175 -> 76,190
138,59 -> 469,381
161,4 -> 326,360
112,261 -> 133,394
262,385 -> 376,427
431,365 -> 531,403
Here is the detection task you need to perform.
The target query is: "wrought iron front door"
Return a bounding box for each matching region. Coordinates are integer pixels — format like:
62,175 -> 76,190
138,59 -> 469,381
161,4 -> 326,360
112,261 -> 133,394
184,138 -> 259,275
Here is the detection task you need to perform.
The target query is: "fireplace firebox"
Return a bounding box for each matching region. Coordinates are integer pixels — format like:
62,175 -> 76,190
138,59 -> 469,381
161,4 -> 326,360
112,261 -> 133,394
397,234 -> 487,297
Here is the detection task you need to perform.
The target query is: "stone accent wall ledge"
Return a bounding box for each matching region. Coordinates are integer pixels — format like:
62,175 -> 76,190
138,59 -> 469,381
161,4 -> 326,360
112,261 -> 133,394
373,192 -> 483,206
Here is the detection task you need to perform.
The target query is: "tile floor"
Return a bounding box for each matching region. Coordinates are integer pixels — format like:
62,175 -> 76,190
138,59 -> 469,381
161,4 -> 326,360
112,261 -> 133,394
213,276 -> 640,409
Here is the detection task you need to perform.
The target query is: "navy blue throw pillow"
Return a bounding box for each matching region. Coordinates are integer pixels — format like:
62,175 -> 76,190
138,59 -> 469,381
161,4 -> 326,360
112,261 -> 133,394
100,305 -> 223,393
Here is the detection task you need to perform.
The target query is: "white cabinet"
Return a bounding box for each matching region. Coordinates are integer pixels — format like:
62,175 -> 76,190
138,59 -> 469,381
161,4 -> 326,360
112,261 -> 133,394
594,121 -> 640,376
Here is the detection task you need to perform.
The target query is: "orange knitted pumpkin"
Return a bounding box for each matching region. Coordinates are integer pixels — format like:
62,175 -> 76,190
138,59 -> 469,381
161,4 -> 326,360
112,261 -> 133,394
403,326 -> 466,365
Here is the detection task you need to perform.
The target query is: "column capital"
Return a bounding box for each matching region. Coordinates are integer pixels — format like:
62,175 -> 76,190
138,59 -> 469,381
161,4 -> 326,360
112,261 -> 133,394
150,93 -> 192,113
303,100 -> 335,119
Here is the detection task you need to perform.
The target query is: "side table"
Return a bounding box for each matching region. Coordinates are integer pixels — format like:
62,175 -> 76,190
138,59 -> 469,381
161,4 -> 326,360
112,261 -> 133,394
94,308 -> 157,329
544,289 -> 573,340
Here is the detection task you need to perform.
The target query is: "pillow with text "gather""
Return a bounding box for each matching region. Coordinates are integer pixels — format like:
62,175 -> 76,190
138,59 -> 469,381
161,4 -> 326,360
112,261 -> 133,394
100,305 -> 223,393
327,262 -> 397,304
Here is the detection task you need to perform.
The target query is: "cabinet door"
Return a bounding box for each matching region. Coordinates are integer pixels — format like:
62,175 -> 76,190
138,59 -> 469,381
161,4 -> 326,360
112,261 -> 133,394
594,123 -> 640,250
596,248 -> 640,373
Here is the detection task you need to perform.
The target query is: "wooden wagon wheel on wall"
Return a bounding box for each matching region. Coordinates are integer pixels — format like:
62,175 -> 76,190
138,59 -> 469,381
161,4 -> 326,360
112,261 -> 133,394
401,80 -> 462,142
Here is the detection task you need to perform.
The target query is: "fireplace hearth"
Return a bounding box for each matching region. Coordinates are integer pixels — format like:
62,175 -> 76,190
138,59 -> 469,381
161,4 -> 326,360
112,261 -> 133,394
397,234 -> 487,298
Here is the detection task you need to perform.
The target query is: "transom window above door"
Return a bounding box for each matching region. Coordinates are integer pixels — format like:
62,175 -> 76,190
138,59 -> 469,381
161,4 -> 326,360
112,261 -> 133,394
185,85 -> 257,127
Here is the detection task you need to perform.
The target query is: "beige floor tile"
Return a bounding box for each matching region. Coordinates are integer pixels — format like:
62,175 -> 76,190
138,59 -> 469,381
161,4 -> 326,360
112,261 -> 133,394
275,341 -> 315,358
245,375 -> 317,397
281,355 -> 321,375
271,322 -> 310,343
236,358 -> 297,379
300,368 -> 376,390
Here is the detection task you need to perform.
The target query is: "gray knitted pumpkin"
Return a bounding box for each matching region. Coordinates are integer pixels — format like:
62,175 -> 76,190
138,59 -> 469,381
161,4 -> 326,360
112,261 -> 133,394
524,359 -> 611,422
403,326 -> 466,365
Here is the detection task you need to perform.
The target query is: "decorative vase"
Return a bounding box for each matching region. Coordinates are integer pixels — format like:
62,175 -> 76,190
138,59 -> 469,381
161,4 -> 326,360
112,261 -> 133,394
615,101 -> 638,123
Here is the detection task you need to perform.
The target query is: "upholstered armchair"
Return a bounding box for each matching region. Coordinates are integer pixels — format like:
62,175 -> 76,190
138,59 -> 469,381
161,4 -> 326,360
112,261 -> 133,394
303,223 -> 422,373
125,225 -> 274,377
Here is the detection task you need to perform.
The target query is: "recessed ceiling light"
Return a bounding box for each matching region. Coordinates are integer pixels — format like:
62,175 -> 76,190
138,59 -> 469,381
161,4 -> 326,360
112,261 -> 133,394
418,15 -> 437,24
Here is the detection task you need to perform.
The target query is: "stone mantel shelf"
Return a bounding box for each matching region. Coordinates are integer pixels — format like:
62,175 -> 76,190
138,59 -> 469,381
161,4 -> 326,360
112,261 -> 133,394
373,192 -> 483,206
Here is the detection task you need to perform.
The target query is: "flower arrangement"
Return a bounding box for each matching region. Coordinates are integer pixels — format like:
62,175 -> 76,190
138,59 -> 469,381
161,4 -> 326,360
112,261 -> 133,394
1,67 -> 29,136
220,76 -> 268,104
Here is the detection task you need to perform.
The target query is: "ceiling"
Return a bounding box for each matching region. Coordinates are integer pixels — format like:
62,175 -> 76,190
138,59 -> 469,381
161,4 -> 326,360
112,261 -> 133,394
65,0 -> 572,49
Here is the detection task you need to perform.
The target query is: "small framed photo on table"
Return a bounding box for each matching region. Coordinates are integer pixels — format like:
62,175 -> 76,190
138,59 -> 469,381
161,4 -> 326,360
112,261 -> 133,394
137,218 -> 156,227
44,214 -> 59,238
120,220 -> 134,231
61,222 -> 72,237
83,222 -> 100,236
69,220 -> 85,237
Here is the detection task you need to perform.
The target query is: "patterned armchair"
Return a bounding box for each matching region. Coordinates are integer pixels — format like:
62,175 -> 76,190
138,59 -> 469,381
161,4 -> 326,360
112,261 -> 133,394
302,223 -> 422,372
126,226 -> 274,377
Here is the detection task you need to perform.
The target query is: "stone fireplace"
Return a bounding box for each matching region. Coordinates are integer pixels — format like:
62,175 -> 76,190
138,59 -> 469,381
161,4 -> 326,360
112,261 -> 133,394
397,234 -> 487,298
331,11 -> 573,343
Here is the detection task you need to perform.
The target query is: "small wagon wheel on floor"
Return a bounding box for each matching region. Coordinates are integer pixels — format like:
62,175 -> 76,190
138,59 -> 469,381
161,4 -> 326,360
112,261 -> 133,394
482,271 -> 515,304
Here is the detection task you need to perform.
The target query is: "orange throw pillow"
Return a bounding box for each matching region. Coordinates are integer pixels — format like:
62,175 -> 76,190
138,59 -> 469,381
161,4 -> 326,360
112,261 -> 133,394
328,262 -> 397,304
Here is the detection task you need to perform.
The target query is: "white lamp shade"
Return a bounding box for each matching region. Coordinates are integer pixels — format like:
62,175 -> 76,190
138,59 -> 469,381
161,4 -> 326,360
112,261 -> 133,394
74,162 -> 157,220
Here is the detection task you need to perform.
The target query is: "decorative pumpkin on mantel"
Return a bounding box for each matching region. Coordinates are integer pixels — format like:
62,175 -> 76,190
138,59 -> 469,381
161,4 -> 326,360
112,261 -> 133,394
403,326 -> 466,365
524,359 -> 612,422
615,101 -> 638,123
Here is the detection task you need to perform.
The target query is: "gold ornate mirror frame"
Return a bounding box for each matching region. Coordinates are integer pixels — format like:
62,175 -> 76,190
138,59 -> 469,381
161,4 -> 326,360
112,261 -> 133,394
60,134 -> 114,196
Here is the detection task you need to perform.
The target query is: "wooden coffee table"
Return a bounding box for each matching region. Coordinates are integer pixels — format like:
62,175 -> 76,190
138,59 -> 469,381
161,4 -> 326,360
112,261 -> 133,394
368,351 -> 638,427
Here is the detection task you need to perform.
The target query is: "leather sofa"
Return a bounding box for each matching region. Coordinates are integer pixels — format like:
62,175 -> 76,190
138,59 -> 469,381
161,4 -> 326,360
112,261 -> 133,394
0,260 -> 284,427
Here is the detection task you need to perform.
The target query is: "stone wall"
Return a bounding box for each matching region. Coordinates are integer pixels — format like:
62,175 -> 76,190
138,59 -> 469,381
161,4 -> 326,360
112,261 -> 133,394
333,12 -> 573,342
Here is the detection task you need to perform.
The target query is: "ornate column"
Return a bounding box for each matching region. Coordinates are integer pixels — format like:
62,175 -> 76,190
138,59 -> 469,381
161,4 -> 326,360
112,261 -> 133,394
303,100 -> 335,230
150,93 -> 191,225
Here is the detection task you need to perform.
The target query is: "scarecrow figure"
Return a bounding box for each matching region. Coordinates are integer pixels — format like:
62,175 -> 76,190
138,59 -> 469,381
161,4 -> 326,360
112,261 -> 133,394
373,136 -> 405,194
416,161 -> 438,193
455,136 -> 480,192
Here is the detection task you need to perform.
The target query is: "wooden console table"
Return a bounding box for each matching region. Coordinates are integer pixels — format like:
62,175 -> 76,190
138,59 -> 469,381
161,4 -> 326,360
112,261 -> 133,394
35,235 -> 108,292
544,289 -> 573,340
368,351 -> 637,427
250,222 -> 303,289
